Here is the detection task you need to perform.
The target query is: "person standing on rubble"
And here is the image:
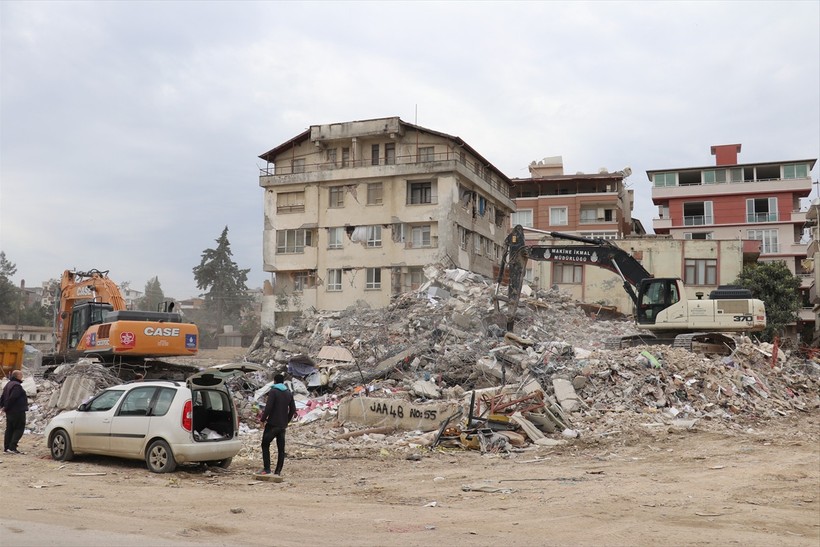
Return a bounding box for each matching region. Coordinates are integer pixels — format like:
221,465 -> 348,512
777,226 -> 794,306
259,373 -> 296,477
1,370 -> 28,454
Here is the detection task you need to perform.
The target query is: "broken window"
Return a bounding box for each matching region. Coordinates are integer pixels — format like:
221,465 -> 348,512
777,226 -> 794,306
292,271 -> 316,292
291,158 -> 305,174
385,143 -> 396,165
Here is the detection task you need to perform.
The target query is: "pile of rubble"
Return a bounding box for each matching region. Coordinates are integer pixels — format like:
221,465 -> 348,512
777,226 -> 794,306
7,263 -> 820,460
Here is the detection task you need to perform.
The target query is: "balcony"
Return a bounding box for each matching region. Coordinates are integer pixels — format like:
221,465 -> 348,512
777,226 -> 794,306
683,215 -> 713,226
798,307 -> 815,322
260,151 -> 511,201
652,177 -> 811,201
653,217 -> 672,231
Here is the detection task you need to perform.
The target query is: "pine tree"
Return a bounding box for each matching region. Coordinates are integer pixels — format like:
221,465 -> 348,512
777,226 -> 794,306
0,252 -> 20,324
138,277 -> 166,311
192,227 -> 251,332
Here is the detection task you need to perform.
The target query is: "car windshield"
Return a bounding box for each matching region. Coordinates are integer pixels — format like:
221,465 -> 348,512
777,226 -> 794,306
86,389 -> 125,412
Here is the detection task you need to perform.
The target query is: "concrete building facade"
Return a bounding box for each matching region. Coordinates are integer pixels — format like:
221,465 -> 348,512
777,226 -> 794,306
522,235 -> 755,316
649,144 -> 816,276
511,156 -> 638,241
258,117 -> 515,328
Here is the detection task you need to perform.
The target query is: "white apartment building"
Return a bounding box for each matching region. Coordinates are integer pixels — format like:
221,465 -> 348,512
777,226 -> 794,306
258,117 -> 515,328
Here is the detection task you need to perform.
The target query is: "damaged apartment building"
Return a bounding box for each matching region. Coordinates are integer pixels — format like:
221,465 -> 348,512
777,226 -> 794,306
258,117 -> 516,328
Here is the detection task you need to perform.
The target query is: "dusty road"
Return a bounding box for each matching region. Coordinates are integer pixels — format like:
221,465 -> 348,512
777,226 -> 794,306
2,414 -> 818,547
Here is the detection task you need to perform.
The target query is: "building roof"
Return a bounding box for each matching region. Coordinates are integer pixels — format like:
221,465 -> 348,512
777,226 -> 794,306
258,116 -> 512,187
646,158 -> 817,175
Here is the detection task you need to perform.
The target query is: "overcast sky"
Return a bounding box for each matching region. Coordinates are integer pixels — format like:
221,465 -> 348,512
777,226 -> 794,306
1,1 -> 818,300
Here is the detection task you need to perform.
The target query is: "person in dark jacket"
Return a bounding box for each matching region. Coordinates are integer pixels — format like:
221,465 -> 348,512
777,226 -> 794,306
1,370 -> 28,454
259,373 -> 296,477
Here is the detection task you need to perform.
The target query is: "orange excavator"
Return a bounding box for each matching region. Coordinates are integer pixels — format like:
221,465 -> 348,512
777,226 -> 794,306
47,269 -> 199,368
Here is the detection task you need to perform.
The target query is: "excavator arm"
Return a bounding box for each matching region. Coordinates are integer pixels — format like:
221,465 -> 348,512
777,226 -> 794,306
496,225 -> 652,331
56,269 -> 127,353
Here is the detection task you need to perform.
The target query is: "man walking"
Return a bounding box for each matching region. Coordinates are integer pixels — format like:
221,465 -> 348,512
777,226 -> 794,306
259,373 -> 296,478
1,370 -> 28,454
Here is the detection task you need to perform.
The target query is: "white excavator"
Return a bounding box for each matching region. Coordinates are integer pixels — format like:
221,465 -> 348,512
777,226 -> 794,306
495,225 -> 766,351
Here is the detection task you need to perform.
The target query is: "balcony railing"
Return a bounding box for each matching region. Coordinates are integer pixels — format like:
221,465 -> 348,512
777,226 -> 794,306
746,212 -> 779,223
261,151 -> 510,198
683,215 -> 713,226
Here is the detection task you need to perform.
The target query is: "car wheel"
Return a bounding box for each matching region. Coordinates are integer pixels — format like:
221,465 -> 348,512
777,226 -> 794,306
145,440 -> 177,473
50,429 -> 74,461
217,457 -> 232,469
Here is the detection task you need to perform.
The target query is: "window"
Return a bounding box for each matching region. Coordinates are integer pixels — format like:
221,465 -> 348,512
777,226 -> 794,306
408,268 -> 425,290
276,229 -> 312,253
28,334 -> 35,341
326,148 -> 337,165
683,201 -> 713,225
685,259 -> 717,285
328,227 -> 344,249
329,187 -> 344,208
326,269 -> 342,292
371,144 -> 380,166
366,268 -> 381,290
580,232 -> 617,240
549,207 -> 568,226
40,334 -> 47,341
653,172 -> 677,187
553,263 -> 582,284
341,147 -> 350,167
729,168 -> 744,182
277,191 -> 305,213
510,210 -> 533,227
784,164 -> 808,179
119,386 -> 156,416
385,143 -> 396,165
367,182 -> 383,205
460,227 -> 469,250
410,225 -> 431,248
474,233 -> 483,255
418,146 -> 434,162
152,388 -> 176,416
748,229 -> 779,254
88,390 -> 125,412
366,225 -> 382,247
292,158 -> 305,174
684,232 -> 713,240
702,169 -> 726,184
746,197 -> 778,222
580,208 -> 598,223
408,181 -> 433,204
293,271 -> 315,292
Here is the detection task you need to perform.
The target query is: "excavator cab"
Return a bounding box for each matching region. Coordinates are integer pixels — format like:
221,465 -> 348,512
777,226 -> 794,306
67,302 -> 113,349
636,278 -> 681,325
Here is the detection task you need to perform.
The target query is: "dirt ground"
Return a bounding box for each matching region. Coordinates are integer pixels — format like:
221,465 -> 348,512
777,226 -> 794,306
2,350 -> 819,547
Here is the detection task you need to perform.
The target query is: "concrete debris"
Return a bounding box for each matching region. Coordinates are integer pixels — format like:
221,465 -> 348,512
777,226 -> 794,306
9,263 -> 820,461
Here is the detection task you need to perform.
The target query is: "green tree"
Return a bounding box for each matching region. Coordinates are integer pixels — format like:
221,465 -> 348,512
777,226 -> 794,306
138,277 -> 166,311
192,227 -> 251,333
0,252 -> 20,324
732,261 -> 800,343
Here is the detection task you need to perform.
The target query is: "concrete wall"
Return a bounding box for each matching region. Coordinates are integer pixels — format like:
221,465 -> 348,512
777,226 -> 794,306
530,238 -> 748,314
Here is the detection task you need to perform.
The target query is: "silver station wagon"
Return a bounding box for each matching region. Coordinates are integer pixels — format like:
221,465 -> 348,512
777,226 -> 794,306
44,364 -> 261,472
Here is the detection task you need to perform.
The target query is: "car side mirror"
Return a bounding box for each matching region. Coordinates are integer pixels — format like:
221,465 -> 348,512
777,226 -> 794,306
78,402 -> 88,411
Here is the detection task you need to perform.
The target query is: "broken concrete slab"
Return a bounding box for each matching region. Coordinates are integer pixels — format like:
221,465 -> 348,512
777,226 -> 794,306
337,396 -> 459,432
552,378 -> 581,413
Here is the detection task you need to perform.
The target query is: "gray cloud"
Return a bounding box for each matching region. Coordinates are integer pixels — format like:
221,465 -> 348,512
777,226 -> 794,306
2,1 -> 818,297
